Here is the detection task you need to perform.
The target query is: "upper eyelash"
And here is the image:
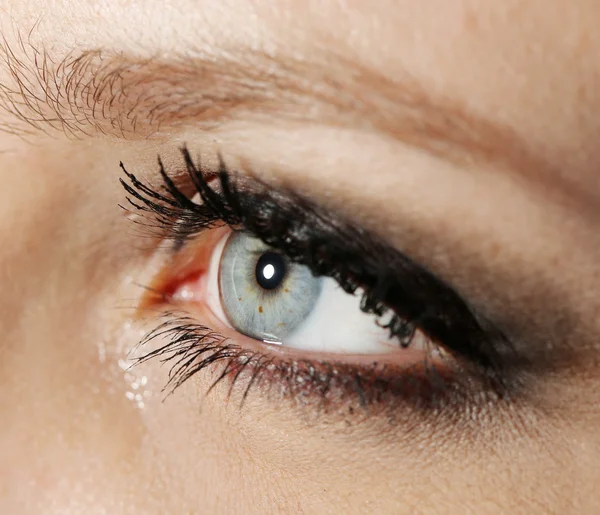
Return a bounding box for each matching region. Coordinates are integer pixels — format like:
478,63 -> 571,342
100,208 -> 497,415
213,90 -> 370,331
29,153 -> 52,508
120,146 -> 517,392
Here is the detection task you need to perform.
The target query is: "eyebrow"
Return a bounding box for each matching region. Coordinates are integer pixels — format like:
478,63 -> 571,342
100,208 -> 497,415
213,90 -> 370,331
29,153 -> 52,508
0,36 -> 544,174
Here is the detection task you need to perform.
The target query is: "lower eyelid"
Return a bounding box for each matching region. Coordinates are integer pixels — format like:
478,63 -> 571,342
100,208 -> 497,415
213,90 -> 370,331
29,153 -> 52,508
152,298 -> 447,372
163,291 -> 450,373
134,307 -> 465,419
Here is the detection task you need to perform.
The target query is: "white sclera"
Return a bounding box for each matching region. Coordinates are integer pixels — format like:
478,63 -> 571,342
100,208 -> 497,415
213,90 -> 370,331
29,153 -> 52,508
282,279 -> 399,354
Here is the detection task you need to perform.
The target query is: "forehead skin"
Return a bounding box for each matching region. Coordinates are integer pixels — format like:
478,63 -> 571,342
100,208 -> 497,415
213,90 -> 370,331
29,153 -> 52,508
0,1 -> 599,514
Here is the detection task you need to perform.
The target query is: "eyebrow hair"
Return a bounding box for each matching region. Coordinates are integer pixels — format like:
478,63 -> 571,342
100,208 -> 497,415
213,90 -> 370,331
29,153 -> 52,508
0,34 -> 545,175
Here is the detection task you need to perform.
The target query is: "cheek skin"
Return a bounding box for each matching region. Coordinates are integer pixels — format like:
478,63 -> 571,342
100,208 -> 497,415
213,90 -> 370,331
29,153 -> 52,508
0,147 -> 151,512
128,341 -> 576,515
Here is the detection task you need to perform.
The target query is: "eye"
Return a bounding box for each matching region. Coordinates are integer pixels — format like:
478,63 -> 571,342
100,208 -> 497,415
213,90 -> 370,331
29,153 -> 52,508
120,148 -> 514,405
204,231 -> 426,354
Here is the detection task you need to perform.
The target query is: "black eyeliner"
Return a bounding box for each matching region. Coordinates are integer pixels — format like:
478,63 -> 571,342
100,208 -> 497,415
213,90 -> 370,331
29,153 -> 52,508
121,147 -> 518,396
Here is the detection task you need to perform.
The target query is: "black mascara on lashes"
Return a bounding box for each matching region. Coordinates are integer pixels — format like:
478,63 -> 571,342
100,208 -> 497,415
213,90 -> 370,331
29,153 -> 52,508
120,146 -> 516,392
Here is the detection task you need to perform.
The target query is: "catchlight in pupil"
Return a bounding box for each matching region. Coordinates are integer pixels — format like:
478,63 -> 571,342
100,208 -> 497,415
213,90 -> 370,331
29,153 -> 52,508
256,252 -> 286,290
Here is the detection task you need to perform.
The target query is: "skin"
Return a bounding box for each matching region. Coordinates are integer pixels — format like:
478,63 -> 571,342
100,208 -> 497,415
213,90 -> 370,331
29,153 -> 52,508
1,0 -> 599,513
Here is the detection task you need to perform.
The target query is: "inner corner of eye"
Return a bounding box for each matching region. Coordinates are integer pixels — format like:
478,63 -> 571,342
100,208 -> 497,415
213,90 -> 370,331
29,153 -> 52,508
147,228 -> 232,313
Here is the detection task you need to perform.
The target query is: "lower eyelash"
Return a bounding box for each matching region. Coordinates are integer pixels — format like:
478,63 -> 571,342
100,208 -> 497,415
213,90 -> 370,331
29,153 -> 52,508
134,311 -> 504,415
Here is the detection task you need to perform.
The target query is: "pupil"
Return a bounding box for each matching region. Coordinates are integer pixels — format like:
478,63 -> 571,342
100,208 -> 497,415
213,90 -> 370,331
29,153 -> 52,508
255,252 -> 286,290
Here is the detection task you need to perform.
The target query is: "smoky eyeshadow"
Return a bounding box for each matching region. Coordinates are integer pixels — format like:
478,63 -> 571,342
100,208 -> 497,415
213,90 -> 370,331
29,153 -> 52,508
120,147 -> 527,397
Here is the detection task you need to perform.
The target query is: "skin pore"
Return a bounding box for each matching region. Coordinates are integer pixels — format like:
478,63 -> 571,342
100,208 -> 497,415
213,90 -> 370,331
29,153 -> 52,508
1,0 -> 599,513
